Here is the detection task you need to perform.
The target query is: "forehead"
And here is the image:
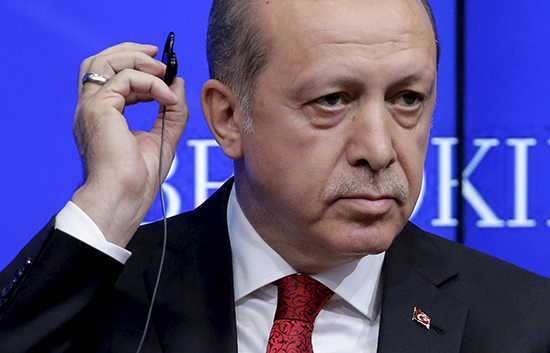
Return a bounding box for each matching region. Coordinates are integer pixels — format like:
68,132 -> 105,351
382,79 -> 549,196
256,0 -> 437,69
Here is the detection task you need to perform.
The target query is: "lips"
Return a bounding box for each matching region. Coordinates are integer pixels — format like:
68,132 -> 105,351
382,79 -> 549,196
337,195 -> 394,215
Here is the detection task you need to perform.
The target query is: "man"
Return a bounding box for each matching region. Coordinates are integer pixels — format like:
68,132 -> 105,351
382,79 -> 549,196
1,0 -> 550,352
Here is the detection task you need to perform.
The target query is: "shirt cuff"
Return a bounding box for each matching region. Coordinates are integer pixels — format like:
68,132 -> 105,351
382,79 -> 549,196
55,201 -> 132,264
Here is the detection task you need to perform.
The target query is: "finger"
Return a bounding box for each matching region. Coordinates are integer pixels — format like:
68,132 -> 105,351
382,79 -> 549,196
79,43 -> 160,98
81,47 -> 163,81
80,50 -> 166,100
152,77 -> 189,176
80,43 -> 158,75
92,42 -> 158,57
97,69 -> 180,112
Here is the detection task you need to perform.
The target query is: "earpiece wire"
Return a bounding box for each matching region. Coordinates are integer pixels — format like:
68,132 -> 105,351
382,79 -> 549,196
135,105 -> 169,353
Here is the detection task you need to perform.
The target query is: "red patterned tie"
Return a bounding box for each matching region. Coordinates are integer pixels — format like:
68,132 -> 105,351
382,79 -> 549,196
266,274 -> 334,353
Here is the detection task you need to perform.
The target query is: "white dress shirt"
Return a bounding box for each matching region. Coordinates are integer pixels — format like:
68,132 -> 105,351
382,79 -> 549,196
228,187 -> 384,352
55,186 -> 385,352
56,201 -> 131,264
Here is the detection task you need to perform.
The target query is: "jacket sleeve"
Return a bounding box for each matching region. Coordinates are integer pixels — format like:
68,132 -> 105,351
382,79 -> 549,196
0,217 -> 124,352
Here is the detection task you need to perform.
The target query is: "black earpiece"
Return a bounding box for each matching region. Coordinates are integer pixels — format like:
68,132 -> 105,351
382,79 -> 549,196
162,32 -> 177,86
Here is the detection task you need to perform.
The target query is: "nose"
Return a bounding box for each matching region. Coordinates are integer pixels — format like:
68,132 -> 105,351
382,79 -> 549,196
345,102 -> 397,171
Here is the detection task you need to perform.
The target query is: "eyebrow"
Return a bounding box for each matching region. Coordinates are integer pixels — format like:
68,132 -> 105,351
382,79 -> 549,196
390,74 -> 437,96
292,76 -> 363,97
291,71 -> 437,100
392,74 -> 424,86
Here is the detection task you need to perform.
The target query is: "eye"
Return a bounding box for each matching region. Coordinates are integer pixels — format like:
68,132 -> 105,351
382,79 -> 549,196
389,91 -> 427,129
395,92 -> 423,109
314,93 -> 345,107
303,91 -> 352,128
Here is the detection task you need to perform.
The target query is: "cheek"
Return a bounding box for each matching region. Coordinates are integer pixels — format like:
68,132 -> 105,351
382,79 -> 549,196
247,123 -> 346,206
395,129 -> 430,201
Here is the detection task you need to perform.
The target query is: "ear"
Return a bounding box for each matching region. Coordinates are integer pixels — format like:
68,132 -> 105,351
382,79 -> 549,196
201,79 -> 244,160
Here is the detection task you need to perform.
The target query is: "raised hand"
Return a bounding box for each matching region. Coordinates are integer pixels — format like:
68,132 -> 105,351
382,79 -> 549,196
71,42 -> 188,247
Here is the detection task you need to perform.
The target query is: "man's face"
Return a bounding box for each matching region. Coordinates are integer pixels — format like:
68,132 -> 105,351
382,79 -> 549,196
234,0 -> 437,273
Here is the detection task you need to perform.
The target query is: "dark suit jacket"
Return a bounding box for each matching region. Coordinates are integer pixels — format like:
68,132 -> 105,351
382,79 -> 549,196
1,180 -> 550,352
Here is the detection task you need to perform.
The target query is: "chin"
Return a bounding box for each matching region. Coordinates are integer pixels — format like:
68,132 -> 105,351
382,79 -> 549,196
335,221 -> 404,256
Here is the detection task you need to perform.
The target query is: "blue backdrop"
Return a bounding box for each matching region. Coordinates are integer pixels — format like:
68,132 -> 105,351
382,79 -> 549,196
1,1 -> 549,277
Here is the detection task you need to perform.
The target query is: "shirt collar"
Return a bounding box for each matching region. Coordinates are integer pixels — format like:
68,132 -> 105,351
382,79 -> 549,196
227,185 -> 385,321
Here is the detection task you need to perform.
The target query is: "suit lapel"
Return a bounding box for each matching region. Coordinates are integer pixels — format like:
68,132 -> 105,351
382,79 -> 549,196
142,181 -> 238,353
377,223 -> 469,353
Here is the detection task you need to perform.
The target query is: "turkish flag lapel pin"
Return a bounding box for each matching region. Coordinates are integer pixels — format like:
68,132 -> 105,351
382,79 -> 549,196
412,307 -> 431,330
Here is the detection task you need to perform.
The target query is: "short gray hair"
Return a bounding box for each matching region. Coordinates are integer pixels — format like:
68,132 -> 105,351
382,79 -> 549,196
420,0 -> 440,63
206,0 -> 439,133
206,0 -> 271,133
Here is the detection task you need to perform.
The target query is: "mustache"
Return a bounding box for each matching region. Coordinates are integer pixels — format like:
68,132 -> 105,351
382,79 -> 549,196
322,168 -> 409,204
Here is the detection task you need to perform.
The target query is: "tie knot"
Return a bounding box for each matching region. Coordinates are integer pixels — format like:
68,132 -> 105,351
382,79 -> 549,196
274,274 -> 334,324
